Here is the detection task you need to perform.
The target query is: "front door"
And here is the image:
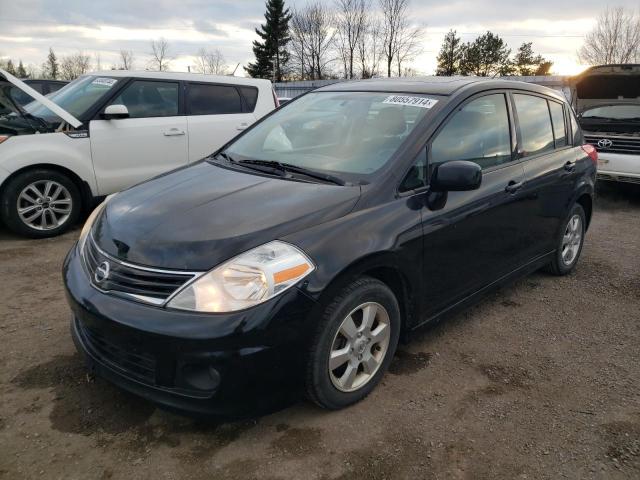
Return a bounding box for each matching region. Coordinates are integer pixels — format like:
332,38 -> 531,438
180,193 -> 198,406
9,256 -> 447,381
418,92 -> 533,317
89,79 -> 188,195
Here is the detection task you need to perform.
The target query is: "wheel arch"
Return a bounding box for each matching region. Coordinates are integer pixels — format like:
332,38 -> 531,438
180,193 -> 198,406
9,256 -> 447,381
575,192 -> 593,230
310,252 -> 418,339
0,163 -> 95,213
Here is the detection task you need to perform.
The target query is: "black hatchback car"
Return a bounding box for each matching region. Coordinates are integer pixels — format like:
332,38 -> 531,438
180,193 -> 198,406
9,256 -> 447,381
64,77 -> 596,416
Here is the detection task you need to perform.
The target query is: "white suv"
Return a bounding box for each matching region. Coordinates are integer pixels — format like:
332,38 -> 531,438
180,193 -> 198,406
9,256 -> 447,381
0,69 -> 276,237
573,64 -> 640,185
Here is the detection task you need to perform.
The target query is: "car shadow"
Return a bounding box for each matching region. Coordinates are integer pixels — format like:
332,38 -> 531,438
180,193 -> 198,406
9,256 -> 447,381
595,181 -> 640,209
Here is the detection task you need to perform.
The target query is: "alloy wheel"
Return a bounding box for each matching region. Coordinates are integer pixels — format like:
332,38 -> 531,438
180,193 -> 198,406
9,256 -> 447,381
561,214 -> 582,266
329,302 -> 391,393
17,180 -> 72,231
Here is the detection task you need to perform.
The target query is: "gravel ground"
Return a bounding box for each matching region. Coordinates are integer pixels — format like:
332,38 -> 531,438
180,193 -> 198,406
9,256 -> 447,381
0,182 -> 639,480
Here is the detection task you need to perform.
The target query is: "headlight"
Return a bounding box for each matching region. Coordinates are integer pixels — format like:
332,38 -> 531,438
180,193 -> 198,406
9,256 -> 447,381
77,194 -> 115,252
167,241 -> 315,313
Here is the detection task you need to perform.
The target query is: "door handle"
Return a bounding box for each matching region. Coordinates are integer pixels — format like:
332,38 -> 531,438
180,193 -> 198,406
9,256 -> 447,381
236,123 -> 249,131
564,161 -> 576,172
163,128 -> 185,136
505,180 -> 523,194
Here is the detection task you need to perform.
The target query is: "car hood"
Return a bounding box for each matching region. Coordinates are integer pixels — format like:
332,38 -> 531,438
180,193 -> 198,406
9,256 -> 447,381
0,68 -> 81,128
92,161 -> 361,270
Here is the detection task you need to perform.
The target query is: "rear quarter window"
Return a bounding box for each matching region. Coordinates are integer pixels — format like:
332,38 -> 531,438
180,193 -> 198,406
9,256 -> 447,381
239,86 -> 259,112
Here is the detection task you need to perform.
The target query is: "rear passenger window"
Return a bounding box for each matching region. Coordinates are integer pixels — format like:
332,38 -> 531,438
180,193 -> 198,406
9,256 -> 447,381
431,93 -> 512,170
549,101 -> 567,147
513,94 -> 554,156
239,87 -> 258,112
109,80 -> 179,118
187,84 -> 242,115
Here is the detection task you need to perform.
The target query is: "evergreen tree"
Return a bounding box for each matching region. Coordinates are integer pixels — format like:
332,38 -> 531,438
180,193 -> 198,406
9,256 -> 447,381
513,42 -> 552,76
459,32 -> 511,77
5,59 -> 16,75
245,0 -> 292,81
436,30 -> 463,76
17,60 -> 28,78
43,48 -> 59,79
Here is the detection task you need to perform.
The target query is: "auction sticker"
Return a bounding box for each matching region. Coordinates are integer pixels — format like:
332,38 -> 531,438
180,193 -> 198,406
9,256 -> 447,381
91,77 -> 117,87
383,95 -> 438,109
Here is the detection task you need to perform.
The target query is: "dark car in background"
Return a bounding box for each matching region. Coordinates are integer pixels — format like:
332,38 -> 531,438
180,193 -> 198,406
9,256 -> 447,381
63,77 -> 596,417
10,79 -> 68,105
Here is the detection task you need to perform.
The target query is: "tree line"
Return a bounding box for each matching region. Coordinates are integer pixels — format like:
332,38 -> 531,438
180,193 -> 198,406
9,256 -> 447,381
1,4 -> 638,82
246,0 -> 424,81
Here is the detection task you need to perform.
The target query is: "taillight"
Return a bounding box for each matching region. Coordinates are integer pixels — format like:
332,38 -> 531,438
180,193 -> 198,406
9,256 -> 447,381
0,135 -> 10,145
582,144 -> 598,165
272,89 -> 280,108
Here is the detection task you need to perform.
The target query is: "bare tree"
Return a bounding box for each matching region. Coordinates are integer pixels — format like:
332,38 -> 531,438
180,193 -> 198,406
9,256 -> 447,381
195,48 -> 228,75
357,15 -> 382,78
149,38 -> 171,71
579,7 -> 640,65
379,0 -> 423,77
290,3 -> 336,80
119,49 -> 135,70
334,0 -> 370,79
59,51 -> 91,80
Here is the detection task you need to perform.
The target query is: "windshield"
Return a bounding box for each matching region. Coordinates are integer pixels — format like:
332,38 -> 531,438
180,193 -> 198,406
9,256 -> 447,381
582,104 -> 640,120
224,91 -> 438,178
24,75 -> 120,123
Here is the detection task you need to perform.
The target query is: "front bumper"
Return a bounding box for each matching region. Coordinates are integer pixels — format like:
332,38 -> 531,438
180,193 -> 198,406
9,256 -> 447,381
597,152 -> 640,184
63,244 -> 318,417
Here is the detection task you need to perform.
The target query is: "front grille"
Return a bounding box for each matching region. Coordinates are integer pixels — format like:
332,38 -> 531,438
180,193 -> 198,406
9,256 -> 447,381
584,134 -> 640,155
83,236 -> 197,305
78,320 -> 156,384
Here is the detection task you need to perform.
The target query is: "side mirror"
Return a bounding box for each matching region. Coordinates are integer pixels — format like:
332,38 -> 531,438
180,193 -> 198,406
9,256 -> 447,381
102,104 -> 129,120
430,160 -> 482,192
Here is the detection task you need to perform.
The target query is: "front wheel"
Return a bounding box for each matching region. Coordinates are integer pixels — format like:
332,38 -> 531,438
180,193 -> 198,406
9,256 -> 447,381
544,203 -> 586,275
305,277 -> 401,410
1,169 -> 81,238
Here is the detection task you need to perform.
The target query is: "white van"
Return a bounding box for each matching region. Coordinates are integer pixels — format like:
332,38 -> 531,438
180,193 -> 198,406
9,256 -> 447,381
0,69 -> 276,237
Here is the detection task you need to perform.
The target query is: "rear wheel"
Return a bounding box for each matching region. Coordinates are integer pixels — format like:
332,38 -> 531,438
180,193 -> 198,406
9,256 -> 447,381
1,169 -> 81,238
544,203 -> 586,275
306,277 -> 401,409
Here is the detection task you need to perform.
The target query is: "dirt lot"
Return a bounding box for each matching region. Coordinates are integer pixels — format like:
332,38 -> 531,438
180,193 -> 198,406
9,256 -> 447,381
0,183 -> 639,480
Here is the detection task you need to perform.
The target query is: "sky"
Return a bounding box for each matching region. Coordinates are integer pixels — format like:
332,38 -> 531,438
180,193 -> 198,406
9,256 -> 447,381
0,0 -> 638,77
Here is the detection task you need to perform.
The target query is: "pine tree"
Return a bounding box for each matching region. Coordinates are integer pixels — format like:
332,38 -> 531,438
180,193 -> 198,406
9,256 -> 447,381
514,42 -> 552,76
245,0 -> 292,81
5,59 -> 16,75
17,60 -> 28,78
43,48 -> 59,79
436,30 -> 463,76
459,32 -> 511,77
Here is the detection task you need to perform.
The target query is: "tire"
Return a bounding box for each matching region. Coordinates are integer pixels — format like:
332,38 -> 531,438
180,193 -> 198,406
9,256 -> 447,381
544,203 -> 586,276
306,276 -> 401,410
0,169 -> 82,238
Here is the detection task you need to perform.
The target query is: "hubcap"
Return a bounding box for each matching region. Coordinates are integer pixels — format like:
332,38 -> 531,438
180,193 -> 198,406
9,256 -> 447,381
17,180 -> 72,231
329,302 -> 391,393
561,214 -> 582,266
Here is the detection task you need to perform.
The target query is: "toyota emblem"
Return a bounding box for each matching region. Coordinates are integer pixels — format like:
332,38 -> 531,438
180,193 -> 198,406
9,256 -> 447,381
597,139 -> 613,149
94,261 -> 110,283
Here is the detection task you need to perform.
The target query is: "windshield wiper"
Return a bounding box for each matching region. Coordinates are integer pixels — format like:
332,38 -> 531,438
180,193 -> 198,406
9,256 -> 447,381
237,159 -> 347,186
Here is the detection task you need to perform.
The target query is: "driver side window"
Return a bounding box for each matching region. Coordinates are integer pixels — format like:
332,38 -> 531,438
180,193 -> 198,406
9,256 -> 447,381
109,80 -> 179,119
430,94 -> 512,170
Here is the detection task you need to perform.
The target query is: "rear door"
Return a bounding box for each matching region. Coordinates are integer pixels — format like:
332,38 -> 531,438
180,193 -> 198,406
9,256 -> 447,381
89,78 -> 188,194
512,93 -> 578,258
419,92 -> 532,316
185,82 -> 256,161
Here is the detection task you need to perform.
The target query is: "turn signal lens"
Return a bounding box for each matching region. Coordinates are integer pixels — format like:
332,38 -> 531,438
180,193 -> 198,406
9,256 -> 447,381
582,144 -> 598,165
0,135 -> 10,145
167,241 -> 315,313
